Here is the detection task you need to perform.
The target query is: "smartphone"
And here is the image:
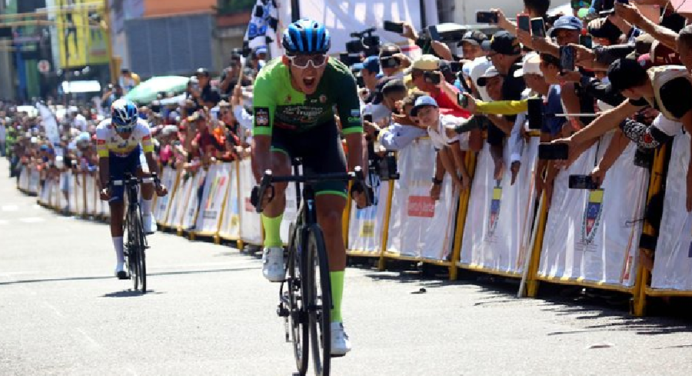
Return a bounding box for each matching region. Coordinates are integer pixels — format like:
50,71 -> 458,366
530,18 -> 546,38
383,20 -> 405,34
424,70 -> 441,85
476,11 -> 499,24
568,175 -> 600,190
527,97 -> 544,130
458,93 -> 469,108
538,143 -> 569,160
560,45 -> 576,72
616,0 -> 629,3
363,114 -> 373,123
517,14 -> 531,33
428,25 -> 441,41
579,34 -> 593,49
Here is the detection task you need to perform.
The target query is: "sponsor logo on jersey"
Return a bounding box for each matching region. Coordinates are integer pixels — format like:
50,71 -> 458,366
255,107 -> 270,127
581,189 -> 604,244
284,95 -> 292,103
488,186 -> 502,237
350,109 -> 360,117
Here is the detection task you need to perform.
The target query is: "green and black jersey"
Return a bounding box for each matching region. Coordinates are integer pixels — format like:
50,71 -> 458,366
252,57 -> 363,136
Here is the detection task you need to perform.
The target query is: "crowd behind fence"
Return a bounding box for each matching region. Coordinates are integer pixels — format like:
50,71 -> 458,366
5,0 -> 692,316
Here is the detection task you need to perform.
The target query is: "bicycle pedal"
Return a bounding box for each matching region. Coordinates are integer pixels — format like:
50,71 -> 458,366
276,304 -> 289,318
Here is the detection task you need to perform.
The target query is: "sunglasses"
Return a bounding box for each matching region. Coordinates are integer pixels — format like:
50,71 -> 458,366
288,54 -> 328,69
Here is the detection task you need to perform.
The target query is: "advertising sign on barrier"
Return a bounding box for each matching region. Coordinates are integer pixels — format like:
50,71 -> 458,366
219,162 -> 241,240
85,174 -> 97,215
195,164 -> 232,235
19,167 -> 29,191
239,159 -> 263,246
386,139 -> 458,261
168,173 -> 193,229
347,175 -> 389,256
182,170 -> 207,231
29,168 -> 40,194
460,138 -> 540,275
651,133 -> 692,291
40,178 -> 52,205
538,134 -> 647,288
154,167 -> 178,224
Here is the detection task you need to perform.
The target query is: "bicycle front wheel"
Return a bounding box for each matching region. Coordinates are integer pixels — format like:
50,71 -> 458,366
287,223 -> 308,375
305,225 -> 331,376
130,210 -> 147,293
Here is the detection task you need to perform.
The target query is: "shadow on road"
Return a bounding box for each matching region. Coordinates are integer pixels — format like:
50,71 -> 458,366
101,289 -> 164,298
0,266 -> 260,287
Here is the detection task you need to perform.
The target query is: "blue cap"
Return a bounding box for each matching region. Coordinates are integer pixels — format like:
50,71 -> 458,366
410,95 -> 438,117
549,16 -> 583,38
353,56 -> 380,74
39,144 -> 50,152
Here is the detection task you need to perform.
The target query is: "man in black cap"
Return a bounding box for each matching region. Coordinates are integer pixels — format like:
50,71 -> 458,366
220,53 -> 251,98
481,30 -> 525,179
458,30 -> 487,60
193,68 -> 221,109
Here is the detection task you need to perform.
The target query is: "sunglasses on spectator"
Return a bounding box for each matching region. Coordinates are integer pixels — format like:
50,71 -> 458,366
288,54 -> 328,69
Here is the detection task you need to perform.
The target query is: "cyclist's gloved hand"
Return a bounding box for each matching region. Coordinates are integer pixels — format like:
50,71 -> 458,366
251,184 -> 275,212
351,180 -> 374,209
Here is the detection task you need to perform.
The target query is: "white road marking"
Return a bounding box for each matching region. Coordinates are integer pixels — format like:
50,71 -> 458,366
43,302 -> 64,317
19,217 -> 45,223
1,205 -> 19,211
76,328 -> 102,349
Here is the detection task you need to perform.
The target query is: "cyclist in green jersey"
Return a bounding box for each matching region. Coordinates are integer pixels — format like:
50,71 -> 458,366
251,19 -> 369,356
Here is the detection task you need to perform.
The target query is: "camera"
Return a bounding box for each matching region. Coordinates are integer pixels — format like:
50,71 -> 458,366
346,27 -> 381,57
423,70 -> 441,85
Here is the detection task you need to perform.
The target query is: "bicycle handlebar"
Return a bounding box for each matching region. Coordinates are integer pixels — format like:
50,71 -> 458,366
255,166 -> 368,213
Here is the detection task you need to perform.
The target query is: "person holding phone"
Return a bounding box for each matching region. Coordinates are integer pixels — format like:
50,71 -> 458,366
410,55 -> 471,119
490,0 -> 552,35
378,43 -> 411,80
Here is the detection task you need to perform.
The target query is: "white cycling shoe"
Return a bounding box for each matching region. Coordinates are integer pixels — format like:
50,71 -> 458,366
115,262 -> 127,280
142,213 -> 157,235
330,322 -> 352,357
262,247 -> 285,282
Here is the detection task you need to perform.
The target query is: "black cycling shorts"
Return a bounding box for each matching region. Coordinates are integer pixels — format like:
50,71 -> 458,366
271,121 -> 348,198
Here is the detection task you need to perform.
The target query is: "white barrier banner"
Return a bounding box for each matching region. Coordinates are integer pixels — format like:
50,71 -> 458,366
386,139 -> 457,261
538,134 -> 647,287
348,175 -> 389,255
58,170 -> 73,212
40,178 -> 52,205
651,133 -> 692,291
19,166 -> 29,190
74,173 -> 85,215
154,167 -> 178,223
29,168 -> 40,194
239,159 -> 263,246
460,138 -> 539,274
196,164 -> 232,234
86,174 -> 97,215
219,163 -> 241,240
168,173 -> 192,228
182,170 -> 207,231
280,179 -> 299,245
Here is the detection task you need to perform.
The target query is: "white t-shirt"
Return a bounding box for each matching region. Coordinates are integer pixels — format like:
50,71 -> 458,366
428,114 -> 469,151
72,114 -> 88,132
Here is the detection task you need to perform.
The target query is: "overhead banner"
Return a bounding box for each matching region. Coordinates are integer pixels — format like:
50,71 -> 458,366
219,162 -> 241,241
239,159 -> 263,246
385,138 -> 458,261
195,164 -> 232,235
297,0 -> 438,55
347,176 -> 390,256
538,134 -> 647,288
651,133 -> 692,291
56,0 -> 109,68
460,138 -> 540,275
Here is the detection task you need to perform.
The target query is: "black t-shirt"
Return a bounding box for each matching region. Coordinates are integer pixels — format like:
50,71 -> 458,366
199,84 -> 221,107
219,70 -> 252,96
503,60 -> 525,101
660,77 -> 692,119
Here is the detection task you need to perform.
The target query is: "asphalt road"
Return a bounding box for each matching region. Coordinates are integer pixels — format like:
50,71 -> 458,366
2,158 -> 692,376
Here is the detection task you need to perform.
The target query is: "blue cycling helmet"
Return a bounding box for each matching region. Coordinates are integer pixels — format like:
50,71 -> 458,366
111,98 -> 138,131
282,19 -> 331,55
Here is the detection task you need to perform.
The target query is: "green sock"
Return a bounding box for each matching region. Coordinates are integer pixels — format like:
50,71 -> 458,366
261,213 -> 283,248
330,271 -> 345,323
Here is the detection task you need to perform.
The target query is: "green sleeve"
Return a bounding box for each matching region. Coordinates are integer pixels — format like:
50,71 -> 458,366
252,71 -> 276,137
476,99 -> 529,115
335,70 -> 363,135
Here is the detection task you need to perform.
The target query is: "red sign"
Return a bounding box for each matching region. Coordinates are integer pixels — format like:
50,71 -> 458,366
407,196 -> 435,218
